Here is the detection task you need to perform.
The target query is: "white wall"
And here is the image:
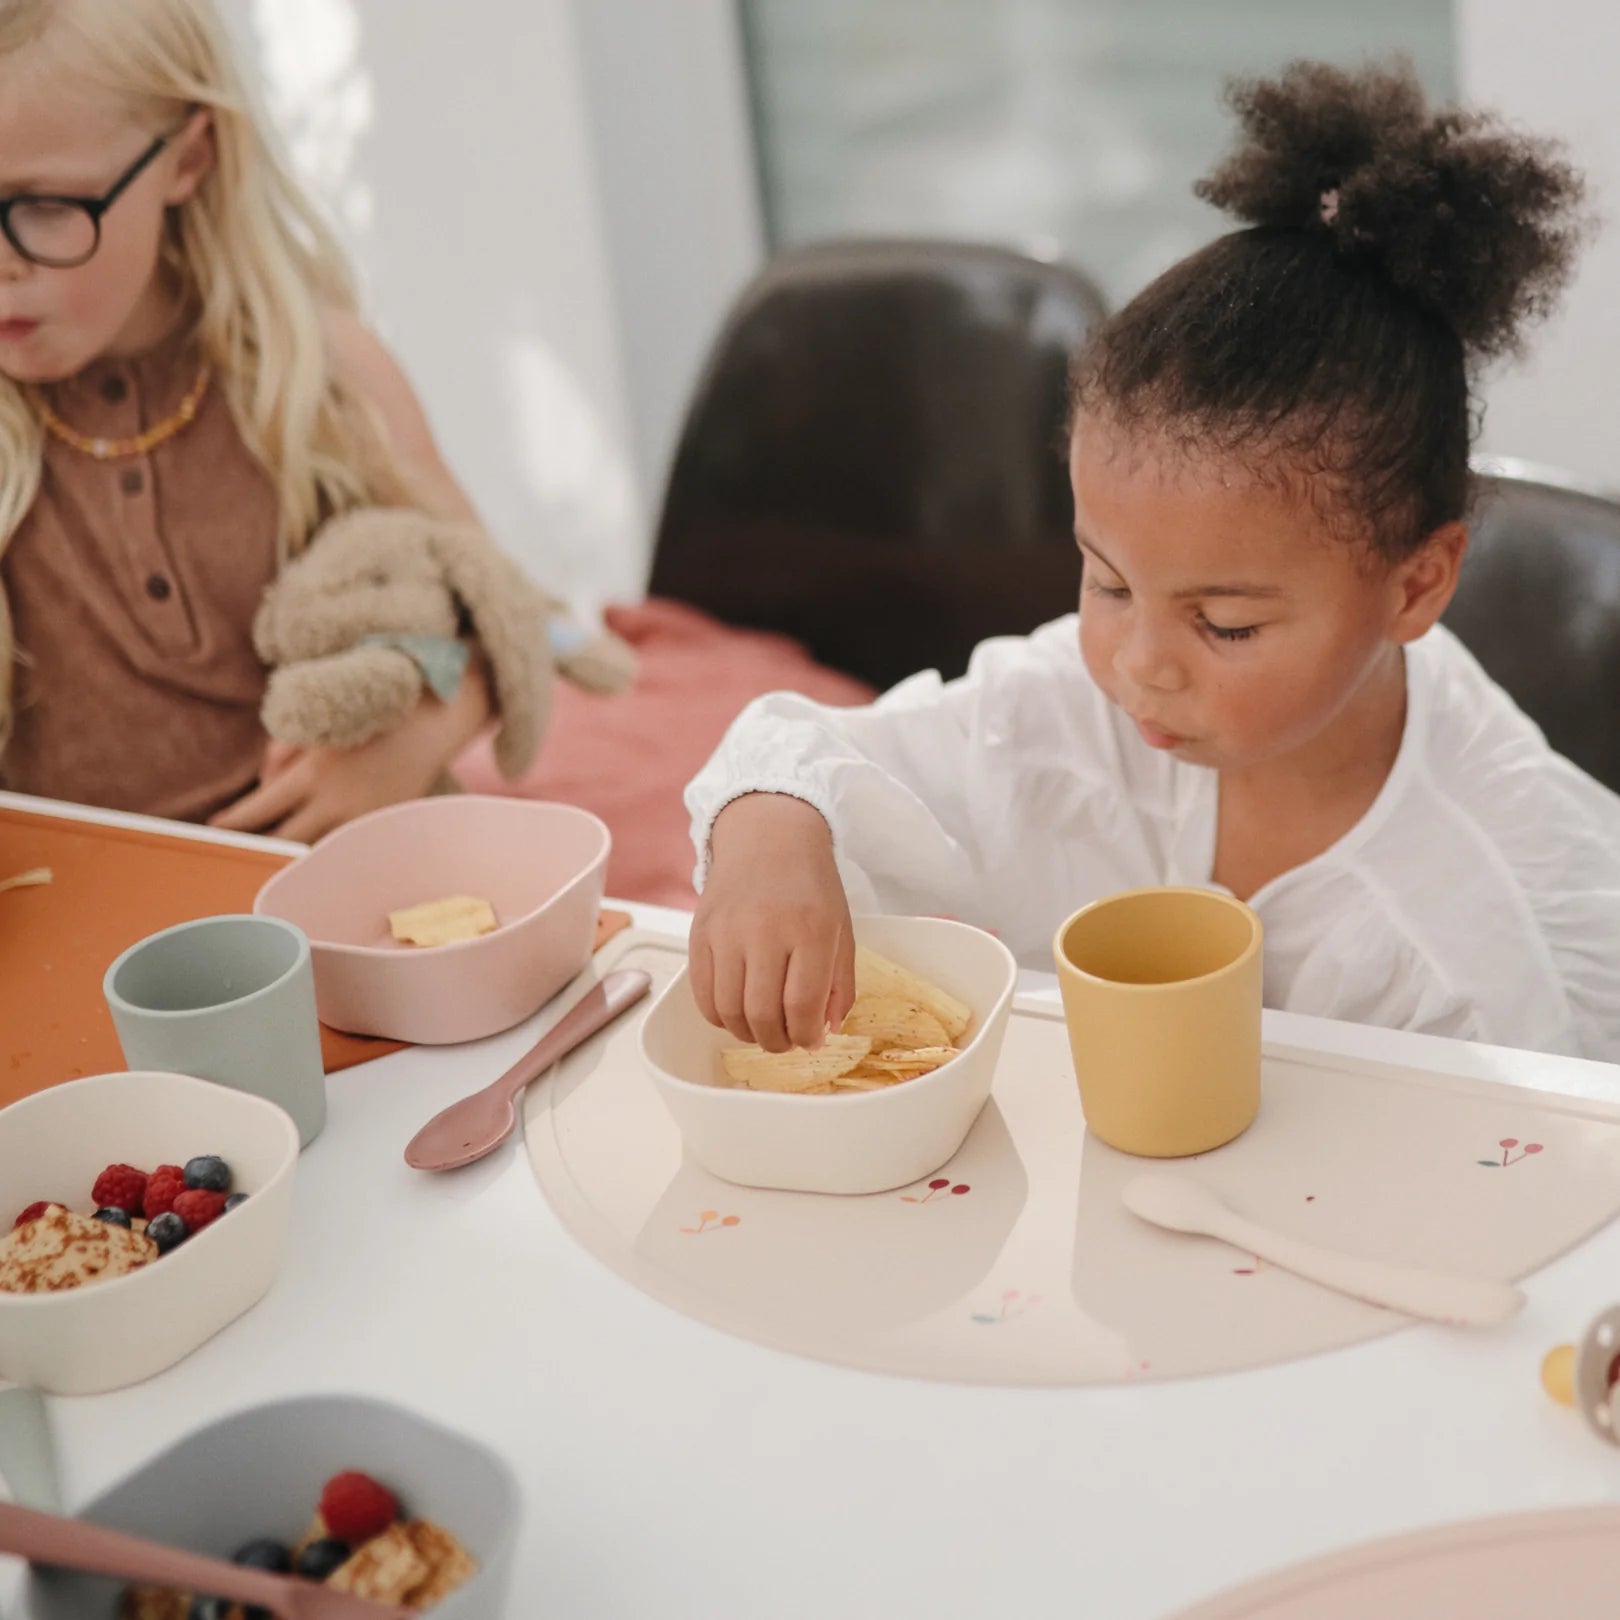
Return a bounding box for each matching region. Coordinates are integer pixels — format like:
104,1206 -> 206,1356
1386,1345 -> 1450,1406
1457,0 -> 1620,486
571,1 -> 764,507
224,0 -> 760,606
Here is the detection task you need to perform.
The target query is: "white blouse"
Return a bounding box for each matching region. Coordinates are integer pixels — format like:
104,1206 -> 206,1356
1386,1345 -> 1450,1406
686,617 -> 1620,1063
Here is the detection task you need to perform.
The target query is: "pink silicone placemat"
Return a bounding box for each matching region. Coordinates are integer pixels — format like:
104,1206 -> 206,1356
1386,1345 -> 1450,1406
525,932 -> 1620,1388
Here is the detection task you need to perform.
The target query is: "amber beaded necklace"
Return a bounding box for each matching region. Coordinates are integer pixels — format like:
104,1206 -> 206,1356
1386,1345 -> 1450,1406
38,363 -> 211,461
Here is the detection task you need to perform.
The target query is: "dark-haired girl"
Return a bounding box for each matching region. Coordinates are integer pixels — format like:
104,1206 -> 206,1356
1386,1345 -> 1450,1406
685,60 -> 1620,1062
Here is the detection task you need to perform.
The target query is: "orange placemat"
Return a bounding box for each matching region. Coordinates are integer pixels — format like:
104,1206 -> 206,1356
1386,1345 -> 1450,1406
0,808 -> 631,1110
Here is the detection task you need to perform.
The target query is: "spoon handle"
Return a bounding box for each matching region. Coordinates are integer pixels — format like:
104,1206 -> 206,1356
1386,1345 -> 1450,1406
0,1500 -> 289,1613
492,970 -> 652,1106
1212,1208 -> 1524,1326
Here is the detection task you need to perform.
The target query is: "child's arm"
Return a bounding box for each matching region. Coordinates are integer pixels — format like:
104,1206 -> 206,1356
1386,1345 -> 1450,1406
321,310 -> 481,524
688,619 -> 1086,1050
214,316 -> 490,841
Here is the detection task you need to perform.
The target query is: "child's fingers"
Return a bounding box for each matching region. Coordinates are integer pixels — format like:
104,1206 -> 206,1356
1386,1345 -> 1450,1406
688,936 -> 719,1029
260,738 -> 304,780
209,758 -> 311,831
742,943 -> 794,1054
826,925 -> 857,1031
271,801 -> 344,846
783,939 -> 837,1051
709,943 -> 756,1047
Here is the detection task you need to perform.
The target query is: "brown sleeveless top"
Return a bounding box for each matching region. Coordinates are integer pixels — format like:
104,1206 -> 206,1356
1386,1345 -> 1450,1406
1,324 -> 280,821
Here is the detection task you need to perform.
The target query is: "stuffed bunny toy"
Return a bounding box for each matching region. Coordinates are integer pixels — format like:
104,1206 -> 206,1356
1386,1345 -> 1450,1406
252,507 -> 636,780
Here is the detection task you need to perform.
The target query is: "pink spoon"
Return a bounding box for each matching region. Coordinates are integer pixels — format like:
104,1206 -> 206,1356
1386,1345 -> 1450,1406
404,969 -> 652,1171
0,1500 -> 410,1618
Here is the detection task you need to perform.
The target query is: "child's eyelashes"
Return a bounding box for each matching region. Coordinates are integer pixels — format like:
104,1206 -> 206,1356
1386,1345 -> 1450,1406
1085,579 -> 1261,643
1200,618 -> 1260,643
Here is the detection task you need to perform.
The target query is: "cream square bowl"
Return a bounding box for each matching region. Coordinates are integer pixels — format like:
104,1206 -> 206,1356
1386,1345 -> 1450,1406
254,795 -> 611,1044
639,915 -> 1018,1194
0,1070 -> 298,1395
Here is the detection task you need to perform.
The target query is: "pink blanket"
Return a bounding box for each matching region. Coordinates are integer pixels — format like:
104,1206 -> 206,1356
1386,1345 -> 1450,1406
455,598 -> 875,908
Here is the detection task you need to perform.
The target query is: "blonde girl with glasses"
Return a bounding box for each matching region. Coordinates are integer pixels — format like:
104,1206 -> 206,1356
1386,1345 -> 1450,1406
0,0 -> 501,840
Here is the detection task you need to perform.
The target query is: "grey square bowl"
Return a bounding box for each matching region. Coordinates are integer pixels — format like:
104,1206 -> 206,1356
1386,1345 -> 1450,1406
25,1395 -> 519,1617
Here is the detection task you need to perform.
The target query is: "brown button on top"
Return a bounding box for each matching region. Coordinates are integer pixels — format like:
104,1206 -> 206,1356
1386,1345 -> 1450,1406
100,375 -> 128,405
144,573 -> 172,602
120,468 -> 144,496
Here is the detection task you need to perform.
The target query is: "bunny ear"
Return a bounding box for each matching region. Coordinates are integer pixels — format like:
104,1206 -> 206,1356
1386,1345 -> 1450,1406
426,523 -> 556,777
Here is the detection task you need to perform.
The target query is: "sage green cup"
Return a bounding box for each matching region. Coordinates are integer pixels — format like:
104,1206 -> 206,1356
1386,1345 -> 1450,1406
103,915 -> 327,1148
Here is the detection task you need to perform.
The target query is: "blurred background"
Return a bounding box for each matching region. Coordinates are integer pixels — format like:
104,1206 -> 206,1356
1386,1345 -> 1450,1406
223,0 -> 1617,604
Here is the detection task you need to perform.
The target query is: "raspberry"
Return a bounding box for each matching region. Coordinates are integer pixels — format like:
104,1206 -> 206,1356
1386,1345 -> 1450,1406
91,1163 -> 149,1215
171,1188 -> 227,1233
143,1165 -> 187,1220
12,1201 -> 52,1229
318,1472 -> 399,1545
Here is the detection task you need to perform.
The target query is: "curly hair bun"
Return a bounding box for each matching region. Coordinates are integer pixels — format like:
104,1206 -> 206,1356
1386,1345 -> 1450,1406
1195,58 -> 1588,359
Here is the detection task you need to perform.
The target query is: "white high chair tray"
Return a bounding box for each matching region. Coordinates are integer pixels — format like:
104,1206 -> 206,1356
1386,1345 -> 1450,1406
525,931 -> 1620,1386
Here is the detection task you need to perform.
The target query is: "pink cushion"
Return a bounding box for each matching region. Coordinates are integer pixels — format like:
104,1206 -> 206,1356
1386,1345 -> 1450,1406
454,598 -> 875,908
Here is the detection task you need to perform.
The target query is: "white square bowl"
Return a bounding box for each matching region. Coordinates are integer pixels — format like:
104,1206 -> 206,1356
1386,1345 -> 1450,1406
638,915 -> 1018,1194
0,1071 -> 299,1395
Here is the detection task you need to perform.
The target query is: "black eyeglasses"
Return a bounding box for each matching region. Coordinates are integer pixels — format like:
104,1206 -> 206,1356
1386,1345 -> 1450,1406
0,133 -> 170,269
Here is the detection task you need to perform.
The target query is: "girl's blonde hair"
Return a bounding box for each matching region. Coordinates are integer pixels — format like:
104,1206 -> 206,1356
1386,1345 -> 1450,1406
0,0 -> 404,747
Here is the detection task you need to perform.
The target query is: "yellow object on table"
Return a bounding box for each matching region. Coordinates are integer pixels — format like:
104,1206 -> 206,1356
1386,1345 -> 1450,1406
387,894 -> 498,947
1542,1343 -> 1577,1407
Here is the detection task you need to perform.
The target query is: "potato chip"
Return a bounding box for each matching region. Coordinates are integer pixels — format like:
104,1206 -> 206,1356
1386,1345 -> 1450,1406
853,947 -> 971,1041
719,1034 -> 870,1092
0,865 -> 51,896
388,894 -> 498,947
838,995 -> 951,1051
829,1073 -> 895,1092
859,1045 -> 958,1078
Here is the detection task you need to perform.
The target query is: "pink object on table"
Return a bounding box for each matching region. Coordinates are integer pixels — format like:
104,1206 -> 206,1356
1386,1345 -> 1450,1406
455,599 -> 876,908
404,969 -> 652,1171
255,796 -> 609,1045
0,1500 -> 410,1618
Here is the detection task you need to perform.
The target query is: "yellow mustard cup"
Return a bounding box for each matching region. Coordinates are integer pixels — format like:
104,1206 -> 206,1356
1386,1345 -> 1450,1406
1052,886 -> 1263,1157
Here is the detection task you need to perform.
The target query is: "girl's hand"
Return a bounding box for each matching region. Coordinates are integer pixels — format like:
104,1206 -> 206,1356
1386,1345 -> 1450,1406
211,662 -> 490,843
690,793 -> 857,1053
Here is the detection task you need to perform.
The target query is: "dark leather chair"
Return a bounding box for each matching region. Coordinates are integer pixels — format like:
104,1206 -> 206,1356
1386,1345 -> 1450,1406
648,238 -> 1108,691
1449,459 -> 1620,793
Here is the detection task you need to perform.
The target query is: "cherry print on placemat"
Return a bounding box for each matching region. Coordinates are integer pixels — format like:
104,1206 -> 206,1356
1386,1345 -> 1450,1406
970,1289 -> 1040,1326
899,1177 -> 971,1205
679,1210 -> 742,1235
1478,1138 -> 1544,1168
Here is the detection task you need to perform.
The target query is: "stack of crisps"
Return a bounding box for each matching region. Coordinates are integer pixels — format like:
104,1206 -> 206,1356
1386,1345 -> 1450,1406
719,948 -> 972,1094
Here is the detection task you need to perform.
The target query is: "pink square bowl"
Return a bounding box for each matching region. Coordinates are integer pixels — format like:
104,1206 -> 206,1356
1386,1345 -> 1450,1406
253,796 -> 610,1045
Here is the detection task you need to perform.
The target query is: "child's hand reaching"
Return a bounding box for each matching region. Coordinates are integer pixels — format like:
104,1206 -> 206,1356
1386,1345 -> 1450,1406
210,661 -> 491,843
690,794 -> 857,1054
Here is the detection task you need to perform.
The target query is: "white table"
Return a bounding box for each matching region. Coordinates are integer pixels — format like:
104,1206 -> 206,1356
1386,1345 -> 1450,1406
5,792 -> 1619,1619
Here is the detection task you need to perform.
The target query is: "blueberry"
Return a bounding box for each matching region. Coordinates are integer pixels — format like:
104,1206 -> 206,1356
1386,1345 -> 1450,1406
184,1155 -> 232,1193
145,1211 -> 187,1253
294,1536 -> 352,1580
93,1206 -> 132,1228
231,1537 -> 291,1571
223,1192 -> 249,1213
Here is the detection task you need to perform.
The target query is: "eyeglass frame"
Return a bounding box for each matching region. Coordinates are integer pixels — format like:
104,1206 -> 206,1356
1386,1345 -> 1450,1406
0,133 -> 171,269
